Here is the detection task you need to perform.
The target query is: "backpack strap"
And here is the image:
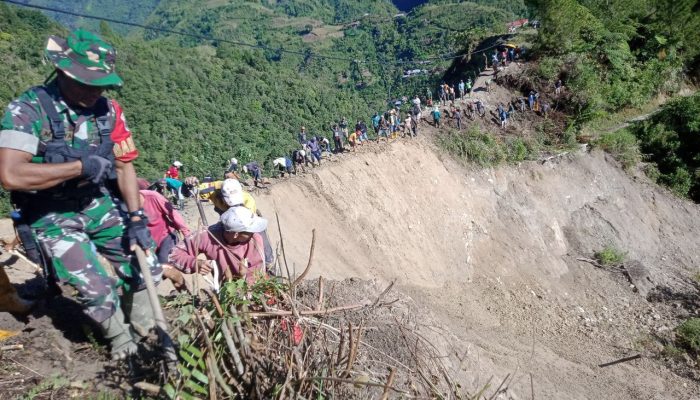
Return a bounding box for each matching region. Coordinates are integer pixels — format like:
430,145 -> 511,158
33,87 -> 66,140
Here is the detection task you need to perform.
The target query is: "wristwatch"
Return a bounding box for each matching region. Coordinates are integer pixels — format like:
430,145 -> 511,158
128,208 -> 146,219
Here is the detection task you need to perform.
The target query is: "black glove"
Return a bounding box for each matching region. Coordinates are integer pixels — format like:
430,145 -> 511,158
126,218 -> 154,250
44,141 -> 68,164
81,154 -> 113,184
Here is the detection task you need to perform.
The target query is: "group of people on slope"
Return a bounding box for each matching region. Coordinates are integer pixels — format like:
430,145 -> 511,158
138,176 -> 274,292
0,29 -> 275,361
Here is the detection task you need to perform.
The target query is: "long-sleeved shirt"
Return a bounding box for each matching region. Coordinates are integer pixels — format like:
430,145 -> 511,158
140,190 -> 190,246
169,222 -> 265,283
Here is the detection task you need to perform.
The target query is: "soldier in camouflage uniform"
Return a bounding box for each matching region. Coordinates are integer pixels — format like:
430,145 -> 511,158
0,29 -> 161,360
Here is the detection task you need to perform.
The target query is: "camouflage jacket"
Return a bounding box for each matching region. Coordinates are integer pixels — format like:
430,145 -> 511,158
0,80 -> 138,163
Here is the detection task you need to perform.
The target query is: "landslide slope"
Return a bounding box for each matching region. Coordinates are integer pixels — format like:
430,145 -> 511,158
250,136 -> 700,399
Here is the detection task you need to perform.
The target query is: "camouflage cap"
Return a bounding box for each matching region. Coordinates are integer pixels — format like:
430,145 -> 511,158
45,29 -> 123,87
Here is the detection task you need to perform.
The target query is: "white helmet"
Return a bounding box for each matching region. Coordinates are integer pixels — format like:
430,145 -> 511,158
173,161 -> 183,168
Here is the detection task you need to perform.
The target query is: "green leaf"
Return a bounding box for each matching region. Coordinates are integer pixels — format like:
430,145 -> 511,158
655,35 -> 667,45
177,363 -> 193,378
191,368 -> 209,385
163,383 -> 177,399
184,379 -> 208,395
179,350 -> 199,367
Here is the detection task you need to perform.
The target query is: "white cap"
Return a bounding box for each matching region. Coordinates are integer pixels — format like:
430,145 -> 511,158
242,165 -> 248,174
230,157 -> 238,164
221,206 -> 267,233
273,157 -> 286,167
221,178 -> 244,207
173,161 -> 183,167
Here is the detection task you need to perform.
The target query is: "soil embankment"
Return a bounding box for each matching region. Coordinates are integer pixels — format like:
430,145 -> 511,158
250,137 -> 700,399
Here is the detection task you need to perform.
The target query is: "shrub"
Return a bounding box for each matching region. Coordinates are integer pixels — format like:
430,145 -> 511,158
594,245 -> 626,266
594,129 -> 640,169
675,318 -> 700,354
659,167 -> 693,198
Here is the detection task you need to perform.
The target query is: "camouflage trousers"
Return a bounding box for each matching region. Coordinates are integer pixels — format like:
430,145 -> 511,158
31,194 -> 161,323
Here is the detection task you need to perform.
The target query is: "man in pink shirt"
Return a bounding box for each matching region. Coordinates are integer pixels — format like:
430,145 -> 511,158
168,206 -> 267,284
138,179 -> 191,263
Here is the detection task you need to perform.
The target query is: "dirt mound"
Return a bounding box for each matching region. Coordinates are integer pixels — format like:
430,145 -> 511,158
247,139 -> 700,399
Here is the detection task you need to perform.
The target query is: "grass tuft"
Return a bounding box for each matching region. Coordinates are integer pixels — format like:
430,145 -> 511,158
594,245 -> 626,266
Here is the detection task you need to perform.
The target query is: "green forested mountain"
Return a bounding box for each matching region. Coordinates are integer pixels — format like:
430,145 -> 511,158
14,0 -> 161,34
0,0 -> 524,177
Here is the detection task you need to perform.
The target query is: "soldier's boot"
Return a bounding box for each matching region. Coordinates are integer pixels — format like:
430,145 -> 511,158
100,308 -> 137,361
0,267 -> 33,314
122,289 -> 156,338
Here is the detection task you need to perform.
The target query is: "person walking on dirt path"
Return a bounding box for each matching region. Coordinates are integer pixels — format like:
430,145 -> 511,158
458,80 -> 465,100
426,87 -> 432,104
497,103 -> 504,117
466,78 -> 473,98
227,157 -> 239,174
169,206 -> 268,285
476,100 -> 486,118
331,123 -> 344,153
555,79 -> 562,96
519,97 -> 526,113
359,120 -> 368,142
500,108 -> 508,129
339,117 -> 349,140
528,91 -> 536,111
386,111 -> 395,139
298,126 -> 307,145
431,105 -> 441,128
467,101 -> 475,119
508,102 -> 516,120
354,121 -> 363,144
410,112 -> 419,137
243,161 -> 263,187
273,156 -> 294,177
372,112 -> 380,135
348,128 -> 358,151
137,179 -> 191,265
292,149 -> 307,173
542,101 -> 550,118
0,29 -> 162,360
439,84 -> 446,106
412,95 -> 421,109
485,78 -> 492,93
166,160 -> 182,180
319,136 -> 332,154
454,108 -> 463,130
378,115 -> 389,141
307,136 -> 322,165
165,160 -> 185,207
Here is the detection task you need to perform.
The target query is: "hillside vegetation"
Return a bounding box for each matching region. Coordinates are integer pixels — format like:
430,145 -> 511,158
528,0 -> 699,122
